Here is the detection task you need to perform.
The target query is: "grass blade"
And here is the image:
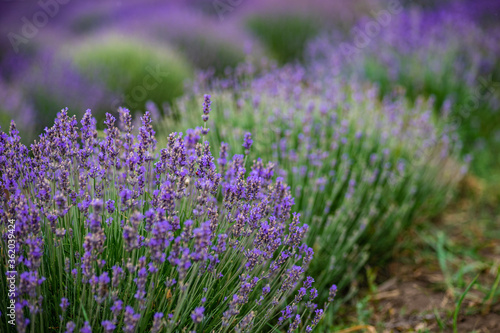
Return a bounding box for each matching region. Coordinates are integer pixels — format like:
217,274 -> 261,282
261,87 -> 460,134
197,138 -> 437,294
453,274 -> 479,333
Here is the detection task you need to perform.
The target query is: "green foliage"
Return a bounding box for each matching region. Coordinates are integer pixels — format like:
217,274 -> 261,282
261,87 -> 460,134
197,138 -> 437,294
246,14 -> 321,64
70,12 -> 106,34
0,111 -> 12,134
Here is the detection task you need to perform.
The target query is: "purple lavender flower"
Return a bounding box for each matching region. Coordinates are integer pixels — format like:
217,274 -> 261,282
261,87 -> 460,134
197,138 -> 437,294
328,284 -> 337,302
304,276 -> 314,289
111,266 -> 124,289
295,287 -> 307,303
110,299 -> 123,317
59,297 -> 69,312
106,200 -> 116,214
65,321 -> 76,333
80,321 -> 92,333
133,257 -> 148,308
151,312 -> 164,333
123,306 -> 141,333
309,288 -> 318,300
94,272 -> 110,304
288,314 -> 301,333
243,132 -> 253,154
101,320 -> 116,332
203,94 -> 211,115
311,308 -> 324,328
278,305 -> 296,324
191,306 -> 205,324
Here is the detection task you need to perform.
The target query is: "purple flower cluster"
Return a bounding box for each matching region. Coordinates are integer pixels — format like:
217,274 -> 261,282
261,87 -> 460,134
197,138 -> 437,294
243,132 -> 253,154
202,94 -> 211,122
0,101 -> 334,332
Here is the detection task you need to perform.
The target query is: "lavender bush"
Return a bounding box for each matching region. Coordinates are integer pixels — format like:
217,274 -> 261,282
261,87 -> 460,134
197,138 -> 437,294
164,63 -> 465,309
0,103 -> 335,332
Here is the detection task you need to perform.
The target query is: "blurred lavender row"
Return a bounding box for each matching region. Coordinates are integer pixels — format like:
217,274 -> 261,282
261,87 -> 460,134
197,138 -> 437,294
0,0 -> 498,156
306,0 -> 500,174
0,0 -> 382,138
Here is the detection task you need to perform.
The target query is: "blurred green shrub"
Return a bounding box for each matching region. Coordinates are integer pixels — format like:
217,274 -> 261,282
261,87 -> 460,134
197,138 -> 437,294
171,34 -> 246,75
0,111 -> 11,133
246,13 -> 321,64
70,12 -> 106,34
67,34 -> 193,113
